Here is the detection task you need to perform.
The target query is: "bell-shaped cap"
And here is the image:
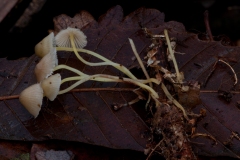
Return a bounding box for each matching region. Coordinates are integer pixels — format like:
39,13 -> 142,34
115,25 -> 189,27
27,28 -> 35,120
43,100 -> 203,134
35,48 -> 58,82
19,83 -> 43,118
41,73 -> 61,101
35,32 -> 56,58
55,27 -> 87,48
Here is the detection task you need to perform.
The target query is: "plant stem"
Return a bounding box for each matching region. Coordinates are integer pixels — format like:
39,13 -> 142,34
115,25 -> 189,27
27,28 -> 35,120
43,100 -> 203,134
53,64 -> 86,76
57,47 -> 111,62
59,74 -> 159,98
218,59 -> 237,85
161,83 -> 189,120
61,76 -> 113,84
61,75 -> 160,85
64,34 -> 138,80
54,64 -> 159,85
204,10 -> 213,41
164,29 -> 181,82
129,38 -> 153,108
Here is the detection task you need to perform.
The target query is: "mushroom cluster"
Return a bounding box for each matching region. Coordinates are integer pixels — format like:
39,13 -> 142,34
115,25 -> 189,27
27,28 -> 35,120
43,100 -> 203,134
19,27 -> 161,118
19,27 -> 87,118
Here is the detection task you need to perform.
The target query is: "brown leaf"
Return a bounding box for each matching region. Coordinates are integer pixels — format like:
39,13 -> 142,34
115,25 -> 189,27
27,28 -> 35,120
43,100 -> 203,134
0,5 -> 160,152
1,4 -> 240,159
165,27 -> 240,158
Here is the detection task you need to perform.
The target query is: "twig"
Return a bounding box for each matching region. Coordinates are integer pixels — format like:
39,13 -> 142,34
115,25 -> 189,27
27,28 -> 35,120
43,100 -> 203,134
113,97 -> 140,110
218,59 -> 238,85
0,95 -> 19,101
204,10 -> 213,41
200,90 -> 240,94
0,88 -> 136,101
203,60 -> 218,87
191,133 -> 217,145
231,132 -> 240,141
146,139 -> 163,160
203,58 -> 237,87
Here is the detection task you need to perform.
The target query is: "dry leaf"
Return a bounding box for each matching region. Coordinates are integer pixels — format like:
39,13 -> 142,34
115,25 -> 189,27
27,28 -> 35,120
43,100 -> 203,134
1,5 -> 240,159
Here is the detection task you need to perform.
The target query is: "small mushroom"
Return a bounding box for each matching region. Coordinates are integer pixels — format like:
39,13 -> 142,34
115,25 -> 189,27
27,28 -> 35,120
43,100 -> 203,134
55,27 -> 87,48
35,48 -> 58,82
35,32 -> 55,58
41,73 -> 61,101
19,83 -> 43,118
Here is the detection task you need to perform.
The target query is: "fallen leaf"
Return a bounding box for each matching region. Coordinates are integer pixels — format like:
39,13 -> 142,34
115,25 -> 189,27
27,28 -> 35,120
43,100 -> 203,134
0,5 -> 160,152
1,4 -> 240,159
164,27 -> 240,158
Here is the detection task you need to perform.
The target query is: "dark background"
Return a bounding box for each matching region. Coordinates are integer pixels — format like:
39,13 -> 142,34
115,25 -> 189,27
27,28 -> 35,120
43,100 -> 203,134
0,0 -> 240,59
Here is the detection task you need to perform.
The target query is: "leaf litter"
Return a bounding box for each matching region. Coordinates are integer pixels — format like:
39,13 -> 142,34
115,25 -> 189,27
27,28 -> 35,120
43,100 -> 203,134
0,5 -> 240,160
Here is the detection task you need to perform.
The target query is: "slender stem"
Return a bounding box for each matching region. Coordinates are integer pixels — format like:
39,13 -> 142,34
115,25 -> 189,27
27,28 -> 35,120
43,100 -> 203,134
97,74 -> 159,98
59,74 -> 159,98
70,88 -> 135,92
69,34 -> 112,67
161,83 -> 189,120
129,38 -> 152,84
67,35 -> 138,80
204,10 -> 213,41
57,47 -> 111,62
61,75 -> 160,85
53,63 -> 158,86
146,139 -> 163,160
200,90 -> 240,94
164,29 -> 181,82
218,59 -> 237,85
0,95 -> 19,100
61,76 -> 115,84
54,64 -> 86,76
203,60 -> 217,87
129,38 -> 154,108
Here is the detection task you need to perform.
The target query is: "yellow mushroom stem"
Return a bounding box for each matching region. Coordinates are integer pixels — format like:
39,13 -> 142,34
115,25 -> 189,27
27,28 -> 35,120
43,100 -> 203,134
54,63 -> 159,98
61,75 -> 160,85
129,38 -> 153,109
58,74 -> 159,99
53,64 -> 160,85
57,34 -> 138,80
164,29 -> 181,82
161,83 -> 189,120
54,64 -> 86,76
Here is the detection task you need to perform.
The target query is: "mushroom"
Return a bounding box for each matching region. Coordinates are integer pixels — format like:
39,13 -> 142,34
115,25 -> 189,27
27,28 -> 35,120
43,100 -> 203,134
35,48 -> 58,82
19,83 -> 43,118
35,32 -> 55,58
55,27 -> 87,48
41,73 -> 61,101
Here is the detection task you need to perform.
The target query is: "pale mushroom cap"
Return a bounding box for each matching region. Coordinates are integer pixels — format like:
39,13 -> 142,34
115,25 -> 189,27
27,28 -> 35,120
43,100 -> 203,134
55,27 -> 87,48
19,83 -> 43,118
35,32 -> 56,58
35,48 -> 58,82
41,73 -> 61,101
